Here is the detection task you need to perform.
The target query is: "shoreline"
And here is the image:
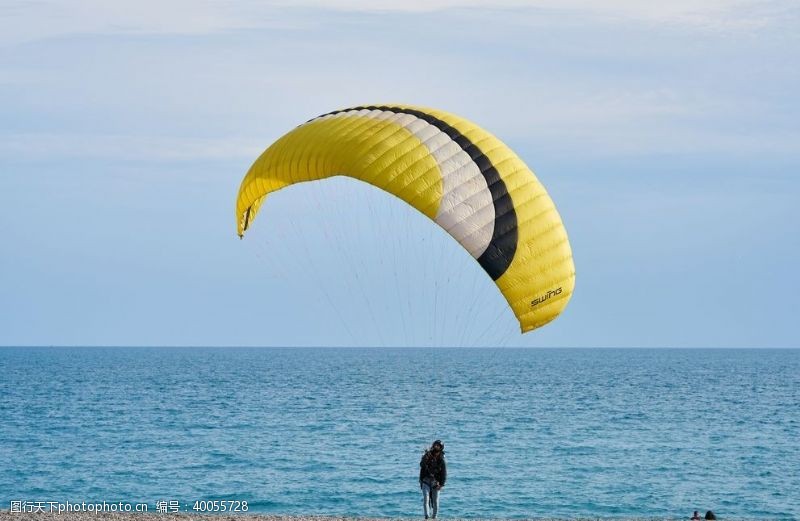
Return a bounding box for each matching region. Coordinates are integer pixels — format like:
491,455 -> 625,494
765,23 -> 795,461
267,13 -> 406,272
0,514 -> 712,521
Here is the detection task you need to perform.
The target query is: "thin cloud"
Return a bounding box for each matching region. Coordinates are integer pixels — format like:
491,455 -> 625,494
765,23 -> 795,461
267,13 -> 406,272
1,0 -> 789,46
0,133 -> 264,162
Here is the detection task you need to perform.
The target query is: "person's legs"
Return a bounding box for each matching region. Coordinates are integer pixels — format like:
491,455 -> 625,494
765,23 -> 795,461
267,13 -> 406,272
430,486 -> 439,518
421,482 -> 431,518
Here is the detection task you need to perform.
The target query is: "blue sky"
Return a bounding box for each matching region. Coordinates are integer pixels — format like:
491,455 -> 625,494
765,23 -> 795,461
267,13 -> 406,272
1,1 -> 798,347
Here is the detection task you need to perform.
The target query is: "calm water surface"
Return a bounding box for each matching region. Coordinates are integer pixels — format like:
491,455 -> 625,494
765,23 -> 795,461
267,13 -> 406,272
0,347 -> 797,519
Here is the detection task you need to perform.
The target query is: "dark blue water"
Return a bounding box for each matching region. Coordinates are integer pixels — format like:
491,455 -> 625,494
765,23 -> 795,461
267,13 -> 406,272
0,348 -> 797,519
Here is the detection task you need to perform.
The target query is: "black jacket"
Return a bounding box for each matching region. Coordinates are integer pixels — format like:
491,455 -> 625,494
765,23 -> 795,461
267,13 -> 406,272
419,450 -> 447,486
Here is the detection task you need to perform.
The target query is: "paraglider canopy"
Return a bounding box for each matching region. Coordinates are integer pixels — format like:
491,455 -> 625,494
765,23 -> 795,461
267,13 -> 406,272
235,105 -> 575,333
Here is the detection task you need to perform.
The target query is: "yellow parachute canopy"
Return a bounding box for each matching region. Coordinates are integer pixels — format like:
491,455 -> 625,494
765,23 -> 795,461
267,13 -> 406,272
236,105 -> 575,333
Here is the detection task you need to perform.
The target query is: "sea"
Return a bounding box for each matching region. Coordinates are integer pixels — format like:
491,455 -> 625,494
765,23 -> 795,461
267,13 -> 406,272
0,347 -> 797,520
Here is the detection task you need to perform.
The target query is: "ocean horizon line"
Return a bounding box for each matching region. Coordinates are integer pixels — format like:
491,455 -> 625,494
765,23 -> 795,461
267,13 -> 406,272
0,345 -> 797,350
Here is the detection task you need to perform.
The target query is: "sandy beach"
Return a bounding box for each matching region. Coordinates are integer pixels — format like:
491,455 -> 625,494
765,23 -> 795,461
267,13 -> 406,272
0,514 -> 672,521
0,515 -> 426,521
0,513 -> 685,521
0,514 -> 409,521
0,515 -> 534,521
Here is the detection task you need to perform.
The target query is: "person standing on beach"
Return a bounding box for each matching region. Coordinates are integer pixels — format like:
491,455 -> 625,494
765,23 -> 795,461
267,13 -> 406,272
419,440 -> 447,519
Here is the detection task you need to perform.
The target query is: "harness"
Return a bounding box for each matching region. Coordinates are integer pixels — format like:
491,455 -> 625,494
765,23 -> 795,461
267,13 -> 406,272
421,453 -> 442,484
